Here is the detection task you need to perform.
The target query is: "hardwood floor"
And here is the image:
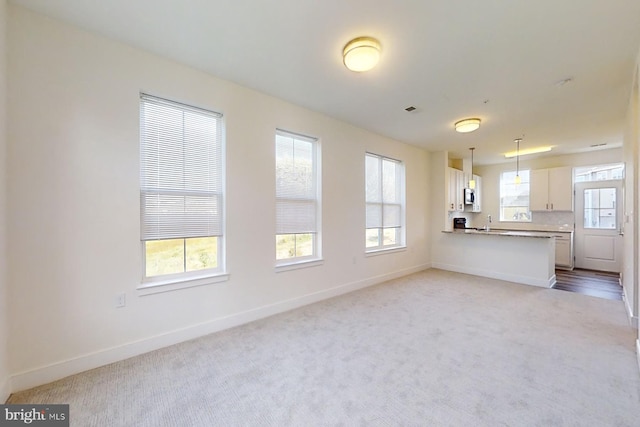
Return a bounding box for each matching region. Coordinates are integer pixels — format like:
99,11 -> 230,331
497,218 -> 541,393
553,269 -> 622,301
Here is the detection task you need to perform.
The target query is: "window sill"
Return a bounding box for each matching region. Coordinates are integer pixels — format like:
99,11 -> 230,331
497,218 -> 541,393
365,246 -> 407,257
275,259 -> 324,273
137,272 -> 229,296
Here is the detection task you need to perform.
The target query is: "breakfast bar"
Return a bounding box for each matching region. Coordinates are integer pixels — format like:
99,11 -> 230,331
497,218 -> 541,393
434,230 -> 556,288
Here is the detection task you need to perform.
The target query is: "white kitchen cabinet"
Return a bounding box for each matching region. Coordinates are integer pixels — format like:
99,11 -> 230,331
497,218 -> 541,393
529,169 -> 549,211
530,166 -> 573,211
471,174 -> 482,212
447,167 -> 464,212
553,232 -> 573,269
548,167 -> 573,211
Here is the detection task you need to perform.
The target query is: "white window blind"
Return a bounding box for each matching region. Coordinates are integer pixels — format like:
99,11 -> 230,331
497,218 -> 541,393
140,94 -> 223,241
275,130 -> 318,235
366,154 -> 402,230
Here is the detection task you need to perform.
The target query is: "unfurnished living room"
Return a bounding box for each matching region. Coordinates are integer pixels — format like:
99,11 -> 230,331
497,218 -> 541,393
1,1 -> 640,426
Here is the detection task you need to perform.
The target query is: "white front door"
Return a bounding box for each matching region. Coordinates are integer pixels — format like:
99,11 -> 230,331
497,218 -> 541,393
574,180 -> 623,272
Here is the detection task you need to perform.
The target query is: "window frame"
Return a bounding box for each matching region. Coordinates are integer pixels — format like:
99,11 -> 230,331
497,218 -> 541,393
583,187 -> 617,230
574,163 -> 625,182
138,93 -> 227,292
274,129 -> 322,269
499,169 -> 531,222
365,152 -> 406,253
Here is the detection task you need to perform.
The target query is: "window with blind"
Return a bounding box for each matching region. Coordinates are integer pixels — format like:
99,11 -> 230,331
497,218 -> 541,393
140,94 -> 224,280
275,130 -> 320,264
365,153 -> 405,251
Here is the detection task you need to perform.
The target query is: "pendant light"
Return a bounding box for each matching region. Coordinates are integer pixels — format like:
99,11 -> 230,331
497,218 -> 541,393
514,138 -> 522,185
468,147 -> 476,189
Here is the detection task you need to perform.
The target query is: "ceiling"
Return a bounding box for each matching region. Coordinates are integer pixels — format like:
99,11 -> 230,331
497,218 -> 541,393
12,0 -> 640,164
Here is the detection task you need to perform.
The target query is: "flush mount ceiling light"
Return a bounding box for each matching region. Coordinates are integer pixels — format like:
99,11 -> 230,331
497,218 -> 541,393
503,146 -> 552,158
454,118 -> 481,133
343,37 -> 381,72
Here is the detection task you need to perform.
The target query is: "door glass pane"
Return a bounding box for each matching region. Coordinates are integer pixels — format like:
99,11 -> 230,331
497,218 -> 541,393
584,188 -> 616,229
600,188 -> 615,208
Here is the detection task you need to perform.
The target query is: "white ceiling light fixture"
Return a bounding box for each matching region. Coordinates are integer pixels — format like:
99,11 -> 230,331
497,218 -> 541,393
454,118 -> 481,133
503,146 -> 552,158
343,37 -> 381,72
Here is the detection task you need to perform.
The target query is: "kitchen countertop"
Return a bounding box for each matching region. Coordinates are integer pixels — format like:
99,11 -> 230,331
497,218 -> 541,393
442,229 -> 554,238
484,225 -> 573,233
479,227 -> 573,235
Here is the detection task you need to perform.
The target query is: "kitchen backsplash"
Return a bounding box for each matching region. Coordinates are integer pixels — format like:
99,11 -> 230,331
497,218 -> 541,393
495,211 -> 574,231
468,210 -> 575,231
530,211 -> 574,227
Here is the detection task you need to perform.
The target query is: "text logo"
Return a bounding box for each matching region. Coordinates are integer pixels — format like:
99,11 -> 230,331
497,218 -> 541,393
0,405 -> 69,427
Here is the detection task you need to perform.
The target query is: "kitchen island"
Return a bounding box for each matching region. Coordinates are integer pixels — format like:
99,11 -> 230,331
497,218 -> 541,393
433,229 -> 556,287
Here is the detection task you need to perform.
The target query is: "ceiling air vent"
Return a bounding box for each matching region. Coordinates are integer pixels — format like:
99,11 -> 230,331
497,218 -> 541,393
404,106 -> 416,112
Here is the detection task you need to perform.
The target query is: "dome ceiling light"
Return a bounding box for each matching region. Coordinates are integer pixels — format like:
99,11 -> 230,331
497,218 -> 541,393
454,118 -> 481,133
343,37 -> 381,72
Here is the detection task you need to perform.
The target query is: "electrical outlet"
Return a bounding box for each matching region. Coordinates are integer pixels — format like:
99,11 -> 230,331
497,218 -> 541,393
115,293 -> 126,308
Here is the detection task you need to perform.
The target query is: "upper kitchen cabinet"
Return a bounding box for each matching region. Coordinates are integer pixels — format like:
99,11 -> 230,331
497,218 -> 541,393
530,166 -> 573,211
447,167 -> 464,212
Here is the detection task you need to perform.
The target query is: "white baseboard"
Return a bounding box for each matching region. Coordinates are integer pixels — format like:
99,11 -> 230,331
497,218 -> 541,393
10,263 -> 431,393
431,262 -> 553,288
0,376 -> 10,403
622,288 -> 639,329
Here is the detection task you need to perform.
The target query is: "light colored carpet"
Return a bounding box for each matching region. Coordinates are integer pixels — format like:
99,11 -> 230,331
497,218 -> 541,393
8,269 -> 640,426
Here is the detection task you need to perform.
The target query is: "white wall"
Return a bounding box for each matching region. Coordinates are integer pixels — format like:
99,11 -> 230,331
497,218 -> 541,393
6,5 -> 431,391
623,61 -> 639,329
0,0 -> 10,403
635,59 -> 640,361
429,152 -> 448,231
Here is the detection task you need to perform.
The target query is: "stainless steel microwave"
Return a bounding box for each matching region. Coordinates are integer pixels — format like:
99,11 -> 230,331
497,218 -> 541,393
464,188 -> 475,205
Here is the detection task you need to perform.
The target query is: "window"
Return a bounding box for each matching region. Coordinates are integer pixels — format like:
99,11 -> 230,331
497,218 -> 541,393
575,163 -> 624,182
275,130 -> 320,265
500,170 -> 531,221
140,94 -> 224,282
584,188 -> 617,229
365,153 -> 405,251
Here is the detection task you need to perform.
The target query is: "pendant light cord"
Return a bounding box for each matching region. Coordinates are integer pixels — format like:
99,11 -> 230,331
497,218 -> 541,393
516,139 -> 519,176
470,147 -> 474,175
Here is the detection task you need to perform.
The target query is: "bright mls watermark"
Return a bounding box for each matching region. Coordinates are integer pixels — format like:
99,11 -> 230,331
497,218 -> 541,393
0,405 -> 69,426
